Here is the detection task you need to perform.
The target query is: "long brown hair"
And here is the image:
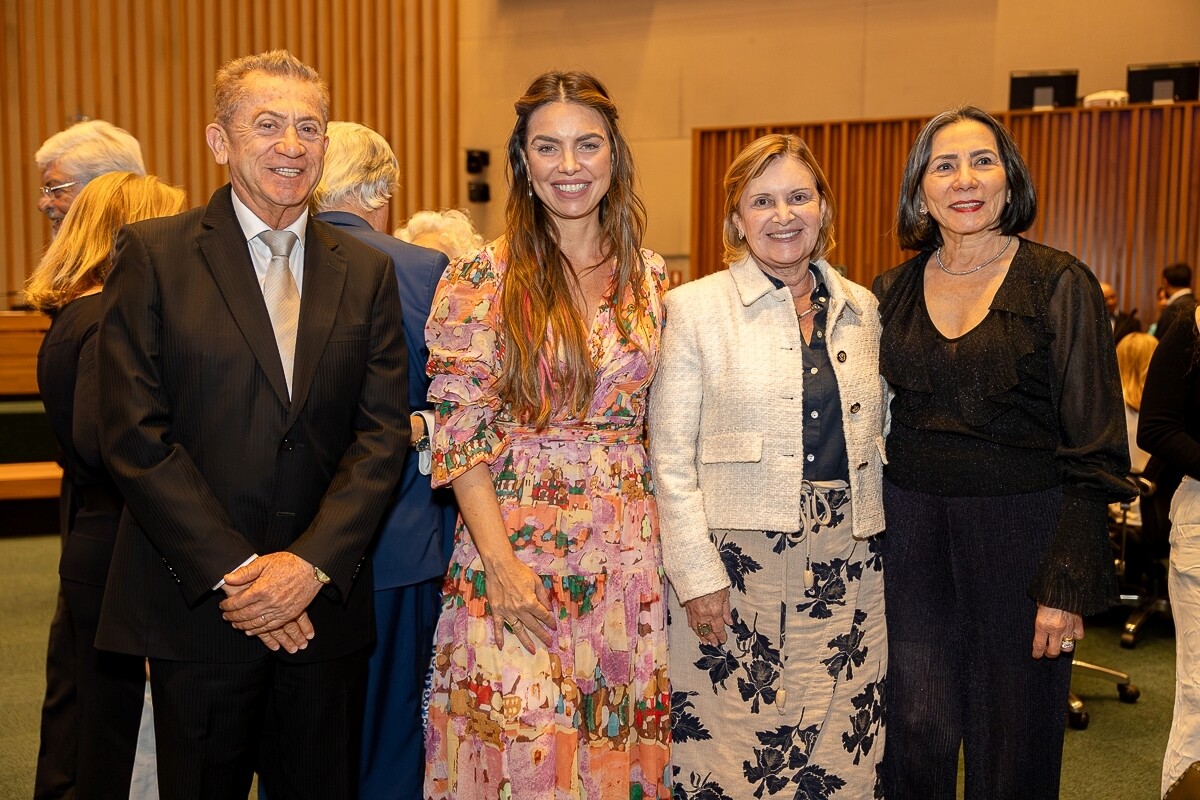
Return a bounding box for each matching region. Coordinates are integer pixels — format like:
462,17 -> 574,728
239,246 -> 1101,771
25,172 -> 186,314
499,71 -> 648,428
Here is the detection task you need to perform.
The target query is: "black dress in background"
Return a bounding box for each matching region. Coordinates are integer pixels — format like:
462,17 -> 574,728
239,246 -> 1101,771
33,294 -> 145,800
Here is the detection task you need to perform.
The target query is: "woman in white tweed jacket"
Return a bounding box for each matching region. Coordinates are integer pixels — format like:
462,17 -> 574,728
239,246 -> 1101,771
649,134 -> 888,800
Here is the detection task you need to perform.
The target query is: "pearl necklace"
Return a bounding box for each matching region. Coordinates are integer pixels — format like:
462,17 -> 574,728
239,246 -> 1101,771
934,236 -> 1012,276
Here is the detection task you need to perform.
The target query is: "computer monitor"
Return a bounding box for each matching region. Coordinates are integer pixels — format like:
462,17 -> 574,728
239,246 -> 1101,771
1009,70 -> 1079,111
1126,62 -> 1200,105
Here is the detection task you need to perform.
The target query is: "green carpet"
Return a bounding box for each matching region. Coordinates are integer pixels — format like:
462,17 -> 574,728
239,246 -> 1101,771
0,534 -> 1176,799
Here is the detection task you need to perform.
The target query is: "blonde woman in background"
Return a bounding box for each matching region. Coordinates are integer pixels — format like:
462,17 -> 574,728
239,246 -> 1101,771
26,172 -> 186,800
1117,333 -> 1159,492
396,208 -> 484,261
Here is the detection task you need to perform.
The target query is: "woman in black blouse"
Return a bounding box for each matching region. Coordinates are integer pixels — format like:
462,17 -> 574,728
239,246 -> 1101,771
1138,308 -> 1200,796
873,106 -> 1131,800
26,172 -> 186,799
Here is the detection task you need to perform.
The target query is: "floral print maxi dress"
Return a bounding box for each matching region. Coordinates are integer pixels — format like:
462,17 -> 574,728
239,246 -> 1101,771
423,243 -> 671,800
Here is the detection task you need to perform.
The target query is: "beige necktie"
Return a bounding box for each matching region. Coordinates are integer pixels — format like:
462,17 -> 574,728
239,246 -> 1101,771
259,230 -> 300,396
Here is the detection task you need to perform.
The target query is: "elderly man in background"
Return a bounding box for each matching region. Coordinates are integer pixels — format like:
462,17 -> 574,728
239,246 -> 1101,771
1101,281 -> 1142,345
35,119 -> 146,237
96,51 -> 408,800
311,120 -> 456,799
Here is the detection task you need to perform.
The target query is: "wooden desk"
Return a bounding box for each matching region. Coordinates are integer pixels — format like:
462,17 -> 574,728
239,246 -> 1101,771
0,461 -> 62,500
0,311 -> 50,396
0,312 -> 57,500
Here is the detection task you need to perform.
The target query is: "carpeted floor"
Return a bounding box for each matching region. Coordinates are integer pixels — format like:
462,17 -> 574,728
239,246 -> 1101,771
0,532 -> 1176,799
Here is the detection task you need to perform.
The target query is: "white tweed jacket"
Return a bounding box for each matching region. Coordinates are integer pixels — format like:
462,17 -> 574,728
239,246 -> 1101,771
649,256 -> 888,604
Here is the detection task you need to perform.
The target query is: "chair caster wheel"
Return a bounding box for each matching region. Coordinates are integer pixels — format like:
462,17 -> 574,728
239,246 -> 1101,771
1068,709 -> 1090,730
1121,631 -> 1138,649
1119,683 -> 1140,703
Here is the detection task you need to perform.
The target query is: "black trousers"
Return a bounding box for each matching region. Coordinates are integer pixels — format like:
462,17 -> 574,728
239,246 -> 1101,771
33,590 -> 77,800
150,647 -> 368,800
35,581 -> 145,800
881,480 -> 1074,800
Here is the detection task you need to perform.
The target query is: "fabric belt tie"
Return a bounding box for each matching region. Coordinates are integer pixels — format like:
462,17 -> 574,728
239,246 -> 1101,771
259,229 -> 300,396
777,478 -> 848,714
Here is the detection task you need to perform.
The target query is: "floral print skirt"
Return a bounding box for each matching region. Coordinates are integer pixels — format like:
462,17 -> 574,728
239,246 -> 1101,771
669,484 -> 886,800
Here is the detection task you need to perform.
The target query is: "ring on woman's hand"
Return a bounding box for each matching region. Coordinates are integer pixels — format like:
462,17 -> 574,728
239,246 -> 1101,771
503,620 -> 523,633
1060,636 -> 1076,651
696,622 -> 713,637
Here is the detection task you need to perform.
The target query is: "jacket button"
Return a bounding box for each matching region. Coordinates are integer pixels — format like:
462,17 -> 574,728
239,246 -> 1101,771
850,402 -> 861,413
837,351 -> 847,362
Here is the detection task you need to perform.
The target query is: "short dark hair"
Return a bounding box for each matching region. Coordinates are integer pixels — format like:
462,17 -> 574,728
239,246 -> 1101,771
1163,262 -> 1193,289
896,105 -> 1037,251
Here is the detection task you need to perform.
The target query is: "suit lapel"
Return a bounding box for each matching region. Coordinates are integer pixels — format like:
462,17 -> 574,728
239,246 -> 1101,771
288,218 -> 346,425
197,187 -> 292,405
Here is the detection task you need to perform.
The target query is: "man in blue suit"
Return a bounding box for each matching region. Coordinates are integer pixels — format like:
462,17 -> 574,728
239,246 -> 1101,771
312,121 -> 457,798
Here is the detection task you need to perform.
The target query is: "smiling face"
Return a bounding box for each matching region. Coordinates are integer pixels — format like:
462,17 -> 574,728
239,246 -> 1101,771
524,101 -> 612,226
732,155 -> 825,281
205,71 -> 327,228
921,119 -> 1009,241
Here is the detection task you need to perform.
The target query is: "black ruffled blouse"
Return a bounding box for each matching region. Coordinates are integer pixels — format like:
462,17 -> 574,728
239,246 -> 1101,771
873,238 -> 1132,615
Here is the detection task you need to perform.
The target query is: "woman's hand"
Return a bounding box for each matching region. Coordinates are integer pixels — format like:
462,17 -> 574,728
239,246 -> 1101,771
450,462 -> 556,654
485,555 -> 556,653
1032,603 -> 1084,659
684,588 -> 733,647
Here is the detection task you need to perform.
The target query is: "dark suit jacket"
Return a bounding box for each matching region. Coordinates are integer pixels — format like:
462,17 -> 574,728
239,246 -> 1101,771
1112,310 -> 1142,344
1154,291 -> 1197,342
96,185 -> 409,663
315,211 -> 458,589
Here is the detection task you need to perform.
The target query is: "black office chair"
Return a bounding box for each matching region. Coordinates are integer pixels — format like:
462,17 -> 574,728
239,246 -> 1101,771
1115,472 -> 1172,648
1065,474 -> 1152,729
1067,658 -> 1140,730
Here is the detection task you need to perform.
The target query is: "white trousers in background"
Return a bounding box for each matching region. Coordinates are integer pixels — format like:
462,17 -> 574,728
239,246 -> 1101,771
1164,476 -> 1200,797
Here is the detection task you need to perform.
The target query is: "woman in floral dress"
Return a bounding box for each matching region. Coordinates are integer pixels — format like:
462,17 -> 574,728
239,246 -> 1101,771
423,71 -> 670,800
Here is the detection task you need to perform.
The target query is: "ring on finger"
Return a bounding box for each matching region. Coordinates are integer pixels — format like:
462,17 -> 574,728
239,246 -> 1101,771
1060,635 -> 1076,651
261,614 -> 268,624
696,622 -> 713,637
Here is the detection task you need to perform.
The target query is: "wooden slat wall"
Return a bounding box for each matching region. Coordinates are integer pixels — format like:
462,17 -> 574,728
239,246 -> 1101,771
1,0 -> 458,309
693,103 -> 1200,323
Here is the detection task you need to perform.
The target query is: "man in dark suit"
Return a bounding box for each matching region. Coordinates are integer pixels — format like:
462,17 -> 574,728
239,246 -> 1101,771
1100,281 -> 1142,345
95,51 -> 408,800
1153,262 -> 1196,341
311,120 -> 457,799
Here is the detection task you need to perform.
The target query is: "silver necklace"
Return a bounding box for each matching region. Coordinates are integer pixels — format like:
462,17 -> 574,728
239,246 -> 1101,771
934,236 -> 1012,276
793,269 -> 817,319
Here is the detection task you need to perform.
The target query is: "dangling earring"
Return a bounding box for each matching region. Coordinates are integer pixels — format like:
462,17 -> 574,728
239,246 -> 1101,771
737,229 -> 744,241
